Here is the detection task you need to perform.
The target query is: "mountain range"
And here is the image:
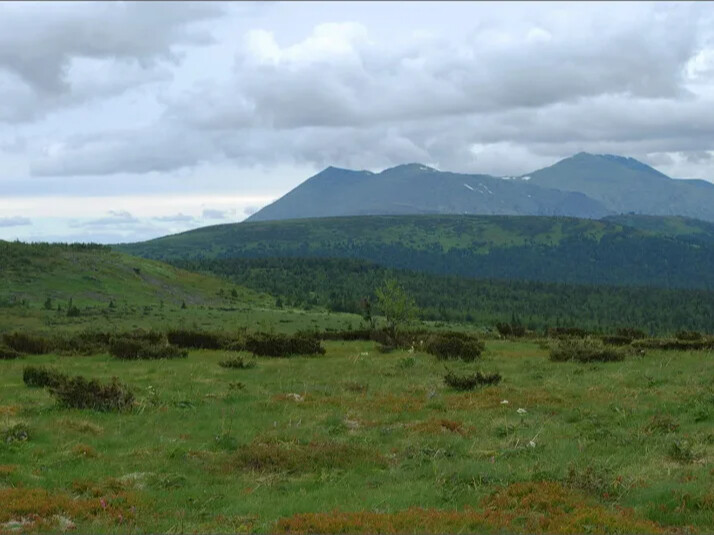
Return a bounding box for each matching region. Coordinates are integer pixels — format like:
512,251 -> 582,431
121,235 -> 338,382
247,152 -> 714,222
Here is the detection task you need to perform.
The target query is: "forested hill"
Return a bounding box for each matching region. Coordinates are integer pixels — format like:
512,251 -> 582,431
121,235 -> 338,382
118,214 -> 714,290
173,256 -> 714,334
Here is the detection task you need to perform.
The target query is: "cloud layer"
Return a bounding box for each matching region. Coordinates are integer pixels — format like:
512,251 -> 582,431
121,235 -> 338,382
2,1 -> 714,242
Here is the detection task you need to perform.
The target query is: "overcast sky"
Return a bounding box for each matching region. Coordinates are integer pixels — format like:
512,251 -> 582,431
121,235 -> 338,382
1,1 -> 713,243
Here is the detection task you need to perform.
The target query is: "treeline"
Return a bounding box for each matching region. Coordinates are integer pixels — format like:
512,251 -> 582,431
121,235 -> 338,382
120,215 -> 714,290
173,257 -> 714,335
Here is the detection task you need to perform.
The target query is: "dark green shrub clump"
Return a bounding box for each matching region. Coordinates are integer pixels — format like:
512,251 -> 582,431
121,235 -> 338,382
425,332 -> 484,362
616,327 -> 646,340
219,356 -> 257,369
2,332 -> 52,355
675,330 -> 703,341
109,339 -> 187,360
320,329 -> 373,341
49,376 -> 134,411
546,327 -> 590,339
632,338 -> 714,351
444,370 -> 502,391
0,344 -> 23,360
495,322 -> 526,338
167,329 -> 228,349
23,366 -> 68,388
601,335 -> 633,346
550,338 -> 625,363
245,332 -> 325,357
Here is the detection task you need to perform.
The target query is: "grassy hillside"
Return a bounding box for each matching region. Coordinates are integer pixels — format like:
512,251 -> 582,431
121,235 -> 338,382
118,215 -> 714,290
0,241 -> 266,309
0,241 -> 367,335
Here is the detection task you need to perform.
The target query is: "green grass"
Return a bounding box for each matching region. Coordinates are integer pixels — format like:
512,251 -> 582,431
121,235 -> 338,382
2,339 -> 713,533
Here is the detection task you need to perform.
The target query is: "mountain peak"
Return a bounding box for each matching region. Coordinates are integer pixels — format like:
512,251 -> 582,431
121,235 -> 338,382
381,163 -> 437,174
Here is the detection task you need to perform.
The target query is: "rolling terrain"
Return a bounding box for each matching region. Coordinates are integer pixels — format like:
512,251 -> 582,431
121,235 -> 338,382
247,152 -> 714,222
118,214 -> 714,290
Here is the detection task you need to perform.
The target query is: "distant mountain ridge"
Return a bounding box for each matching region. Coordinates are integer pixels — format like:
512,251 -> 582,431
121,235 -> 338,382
247,152 -> 714,222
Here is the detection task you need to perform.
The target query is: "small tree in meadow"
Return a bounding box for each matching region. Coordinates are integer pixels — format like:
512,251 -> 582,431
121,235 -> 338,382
375,279 -> 418,339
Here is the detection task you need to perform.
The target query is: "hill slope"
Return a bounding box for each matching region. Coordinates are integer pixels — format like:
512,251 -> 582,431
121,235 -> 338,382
528,152 -> 714,220
246,153 -> 714,222
118,215 -> 714,290
248,163 -> 611,222
0,241 -> 266,309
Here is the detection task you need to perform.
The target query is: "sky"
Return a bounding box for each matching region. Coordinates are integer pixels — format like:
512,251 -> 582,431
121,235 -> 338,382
1,1 -> 714,243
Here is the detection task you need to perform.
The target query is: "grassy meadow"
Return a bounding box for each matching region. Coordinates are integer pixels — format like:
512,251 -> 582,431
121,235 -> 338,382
1,337 -> 713,534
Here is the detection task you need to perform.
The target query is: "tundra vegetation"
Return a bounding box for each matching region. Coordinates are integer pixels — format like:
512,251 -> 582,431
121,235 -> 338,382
1,240 -> 714,534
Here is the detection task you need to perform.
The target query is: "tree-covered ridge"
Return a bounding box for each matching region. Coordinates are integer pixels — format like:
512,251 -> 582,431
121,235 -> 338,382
119,215 -> 714,290
173,257 -> 714,334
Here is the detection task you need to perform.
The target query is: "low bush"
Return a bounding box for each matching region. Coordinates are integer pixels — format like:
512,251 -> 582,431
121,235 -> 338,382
370,328 -> 430,351
219,356 -> 257,369
320,329 -> 373,341
109,339 -> 187,360
550,338 -> 625,363
601,335 -> 633,346
2,332 -> 52,355
23,366 -> 68,388
167,329 -> 229,349
444,370 -> 502,391
48,376 -> 134,411
675,330 -> 703,341
616,327 -> 646,340
426,332 -> 484,362
632,338 -> 714,351
495,322 -> 526,338
245,332 -> 325,357
546,327 -> 591,339
0,344 -> 22,360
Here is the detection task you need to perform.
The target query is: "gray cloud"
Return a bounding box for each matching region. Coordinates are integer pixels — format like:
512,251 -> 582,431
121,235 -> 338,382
0,216 -> 31,228
28,2 -> 714,181
202,209 -> 229,220
73,210 -> 141,228
0,2 -> 225,122
153,213 -> 196,223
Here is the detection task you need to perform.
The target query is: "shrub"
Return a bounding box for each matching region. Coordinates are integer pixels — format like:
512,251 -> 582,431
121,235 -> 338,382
2,332 -> 52,355
48,376 -> 134,411
495,322 -> 526,338
601,335 -> 633,346
549,338 -> 625,363
245,332 -> 325,357
675,330 -> 703,341
109,339 -> 187,360
219,356 -> 257,369
167,329 -> 229,349
0,344 -> 22,360
319,329 -> 373,341
426,332 -> 484,362
23,366 -> 68,388
632,338 -> 714,351
616,327 -> 646,340
546,327 -> 590,339
444,370 -> 501,391
2,423 -> 29,444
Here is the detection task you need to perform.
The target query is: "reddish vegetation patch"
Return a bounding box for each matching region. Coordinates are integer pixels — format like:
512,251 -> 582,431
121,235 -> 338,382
0,487 -> 139,533
275,481 -> 664,534
0,465 -> 17,477
411,419 -> 468,436
0,405 -> 20,416
230,439 -> 388,474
